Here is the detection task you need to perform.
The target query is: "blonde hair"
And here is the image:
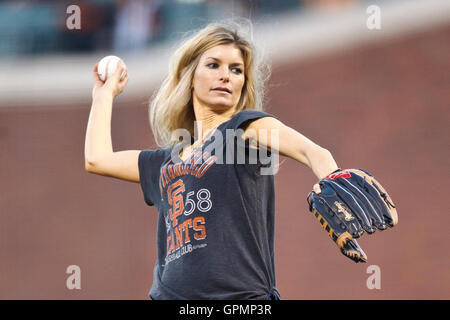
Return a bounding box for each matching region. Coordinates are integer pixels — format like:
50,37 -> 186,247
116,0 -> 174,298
149,20 -> 270,148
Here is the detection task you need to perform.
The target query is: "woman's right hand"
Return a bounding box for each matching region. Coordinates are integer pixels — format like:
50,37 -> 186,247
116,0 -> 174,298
92,61 -> 129,100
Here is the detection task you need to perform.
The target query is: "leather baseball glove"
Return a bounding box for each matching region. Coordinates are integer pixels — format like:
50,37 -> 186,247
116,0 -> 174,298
306,169 -> 398,263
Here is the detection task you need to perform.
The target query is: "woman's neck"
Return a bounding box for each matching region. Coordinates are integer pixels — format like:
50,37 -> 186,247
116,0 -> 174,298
193,105 -> 236,142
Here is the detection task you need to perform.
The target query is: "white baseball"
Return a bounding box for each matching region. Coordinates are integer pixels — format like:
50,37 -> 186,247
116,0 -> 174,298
97,55 -> 127,81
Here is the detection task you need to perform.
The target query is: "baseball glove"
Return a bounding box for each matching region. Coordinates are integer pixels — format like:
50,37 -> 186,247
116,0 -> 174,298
306,168 -> 398,263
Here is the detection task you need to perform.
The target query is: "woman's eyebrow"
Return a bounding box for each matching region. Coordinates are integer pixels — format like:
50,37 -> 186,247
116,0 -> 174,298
206,57 -> 243,66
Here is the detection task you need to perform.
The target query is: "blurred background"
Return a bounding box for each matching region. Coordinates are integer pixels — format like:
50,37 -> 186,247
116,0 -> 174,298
0,0 -> 449,299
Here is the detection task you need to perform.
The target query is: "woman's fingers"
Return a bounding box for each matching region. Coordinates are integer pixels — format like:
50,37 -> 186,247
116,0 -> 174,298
313,183 -> 322,194
112,61 -> 127,81
105,61 -> 127,88
92,63 -> 105,85
120,71 -> 129,86
108,64 -> 129,96
118,64 -> 128,84
92,60 -> 128,99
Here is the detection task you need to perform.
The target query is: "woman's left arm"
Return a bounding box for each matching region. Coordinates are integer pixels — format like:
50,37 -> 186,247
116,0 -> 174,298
242,116 -> 339,181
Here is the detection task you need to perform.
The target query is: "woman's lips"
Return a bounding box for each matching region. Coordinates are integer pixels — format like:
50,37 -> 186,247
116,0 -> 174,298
211,89 -> 231,94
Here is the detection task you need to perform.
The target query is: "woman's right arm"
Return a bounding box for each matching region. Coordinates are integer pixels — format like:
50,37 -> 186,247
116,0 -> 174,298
84,61 -> 141,183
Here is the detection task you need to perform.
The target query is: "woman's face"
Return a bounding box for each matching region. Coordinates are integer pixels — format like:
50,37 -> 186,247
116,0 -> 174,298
192,44 -> 246,111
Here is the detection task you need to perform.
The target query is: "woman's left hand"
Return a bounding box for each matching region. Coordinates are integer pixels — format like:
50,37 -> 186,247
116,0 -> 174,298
313,183 -> 322,194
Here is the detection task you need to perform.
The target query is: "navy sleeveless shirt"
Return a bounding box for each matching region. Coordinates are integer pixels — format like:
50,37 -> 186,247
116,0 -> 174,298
138,110 -> 279,299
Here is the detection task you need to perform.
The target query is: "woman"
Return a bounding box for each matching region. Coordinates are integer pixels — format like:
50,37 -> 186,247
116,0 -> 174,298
85,22 -> 338,300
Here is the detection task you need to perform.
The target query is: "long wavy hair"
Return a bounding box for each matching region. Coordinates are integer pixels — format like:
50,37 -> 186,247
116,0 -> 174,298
149,20 -> 270,148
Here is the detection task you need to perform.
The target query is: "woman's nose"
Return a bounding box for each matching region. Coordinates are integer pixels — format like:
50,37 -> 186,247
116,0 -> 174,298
219,67 -> 230,81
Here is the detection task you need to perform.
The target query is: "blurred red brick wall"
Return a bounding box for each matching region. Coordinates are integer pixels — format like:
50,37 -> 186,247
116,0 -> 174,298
0,24 -> 448,299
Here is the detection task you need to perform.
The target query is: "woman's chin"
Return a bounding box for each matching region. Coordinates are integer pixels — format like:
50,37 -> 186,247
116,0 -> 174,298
207,100 -> 235,110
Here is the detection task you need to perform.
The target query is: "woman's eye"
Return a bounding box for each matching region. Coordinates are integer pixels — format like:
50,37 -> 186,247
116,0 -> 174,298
207,63 -> 242,74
